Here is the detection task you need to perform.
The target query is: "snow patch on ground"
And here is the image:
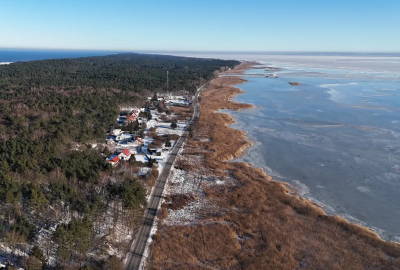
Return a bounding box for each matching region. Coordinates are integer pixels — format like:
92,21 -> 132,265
156,122 -> 187,136
166,169 -> 202,195
163,199 -> 206,226
161,159 -> 234,226
0,242 -> 28,269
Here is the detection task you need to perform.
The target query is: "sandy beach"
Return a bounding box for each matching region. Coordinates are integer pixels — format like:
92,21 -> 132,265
148,62 -> 400,270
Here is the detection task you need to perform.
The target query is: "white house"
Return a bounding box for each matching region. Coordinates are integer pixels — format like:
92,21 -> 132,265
118,149 -> 132,160
115,134 -> 132,142
112,129 -> 122,136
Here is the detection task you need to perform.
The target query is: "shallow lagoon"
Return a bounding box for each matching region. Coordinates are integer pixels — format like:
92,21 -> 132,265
231,62 -> 400,242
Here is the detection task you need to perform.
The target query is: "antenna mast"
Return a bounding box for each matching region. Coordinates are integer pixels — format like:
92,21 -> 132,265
167,71 -> 169,91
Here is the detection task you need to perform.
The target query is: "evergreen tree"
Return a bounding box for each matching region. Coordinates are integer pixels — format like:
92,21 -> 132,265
151,92 -> 158,101
147,111 -> 152,121
54,217 -> 92,264
24,183 -> 48,209
170,121 -> 177,129
30,245 -> 47,267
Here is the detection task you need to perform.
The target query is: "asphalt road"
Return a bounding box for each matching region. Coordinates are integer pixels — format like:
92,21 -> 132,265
125,85 -> 204,270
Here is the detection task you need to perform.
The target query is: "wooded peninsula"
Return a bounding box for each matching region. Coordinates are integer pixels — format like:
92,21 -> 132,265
0,53 -> 238,269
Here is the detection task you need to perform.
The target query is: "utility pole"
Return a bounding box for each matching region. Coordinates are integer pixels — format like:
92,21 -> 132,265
167,70 -> 169,91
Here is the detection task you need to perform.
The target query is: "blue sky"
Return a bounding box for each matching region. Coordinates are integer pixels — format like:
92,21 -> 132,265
0,0 -> 399,52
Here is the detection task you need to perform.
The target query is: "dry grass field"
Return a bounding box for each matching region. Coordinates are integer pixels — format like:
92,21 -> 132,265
148,63 -> 400,270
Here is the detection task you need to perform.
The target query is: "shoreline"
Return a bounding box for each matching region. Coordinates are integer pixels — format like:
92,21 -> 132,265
225,93 -> 396,243
227,63 -> 400,244
225,63 -> 400,243
149,62 -> 400,270
223,63 -> 400,243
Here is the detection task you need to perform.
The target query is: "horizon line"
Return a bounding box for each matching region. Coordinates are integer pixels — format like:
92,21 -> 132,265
1,47 -> 400,54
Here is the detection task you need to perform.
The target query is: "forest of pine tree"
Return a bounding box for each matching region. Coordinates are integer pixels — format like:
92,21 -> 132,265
0,53 -> 239,269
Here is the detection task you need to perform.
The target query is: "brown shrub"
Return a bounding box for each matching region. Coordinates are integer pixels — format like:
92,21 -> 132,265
23,256 -> 42,270
150,223 -> 240,270
165,193 -> 196,210
167,134 -> 180,141
147,167 -> 159,188
158,206 -> 169,223
174,158 -> 197,172
149,139 -> 164,149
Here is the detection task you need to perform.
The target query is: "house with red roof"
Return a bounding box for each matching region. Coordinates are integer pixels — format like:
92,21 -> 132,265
125,113 -> 137,124
129,114 -> 136,121
107,154 -> 120,166
118,149 -> 132,160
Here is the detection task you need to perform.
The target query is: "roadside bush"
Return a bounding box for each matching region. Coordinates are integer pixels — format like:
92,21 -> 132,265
103,255 -> 124,270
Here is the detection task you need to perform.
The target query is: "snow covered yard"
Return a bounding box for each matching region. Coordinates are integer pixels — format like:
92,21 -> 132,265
134,154 -> 148,163
155,121 -> 187,136
159,158 -> 234,227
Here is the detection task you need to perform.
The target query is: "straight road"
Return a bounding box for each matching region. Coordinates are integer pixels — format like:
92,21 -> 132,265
125,85 -> 204,270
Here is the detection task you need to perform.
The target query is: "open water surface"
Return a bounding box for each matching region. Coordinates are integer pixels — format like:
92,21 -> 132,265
0,48 -> 113,62
226,56 -> 400,242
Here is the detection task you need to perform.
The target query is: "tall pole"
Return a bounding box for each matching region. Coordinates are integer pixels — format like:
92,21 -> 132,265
167,71 -> 169,91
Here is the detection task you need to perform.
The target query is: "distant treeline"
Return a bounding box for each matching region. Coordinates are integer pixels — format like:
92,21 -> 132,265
0,53 -> 238,92
0,53 -> 239,267
0,53 -> 238,142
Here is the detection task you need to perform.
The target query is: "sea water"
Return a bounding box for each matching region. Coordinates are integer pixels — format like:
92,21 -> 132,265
224,54 -> 400,242
0,48 -> 113,62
